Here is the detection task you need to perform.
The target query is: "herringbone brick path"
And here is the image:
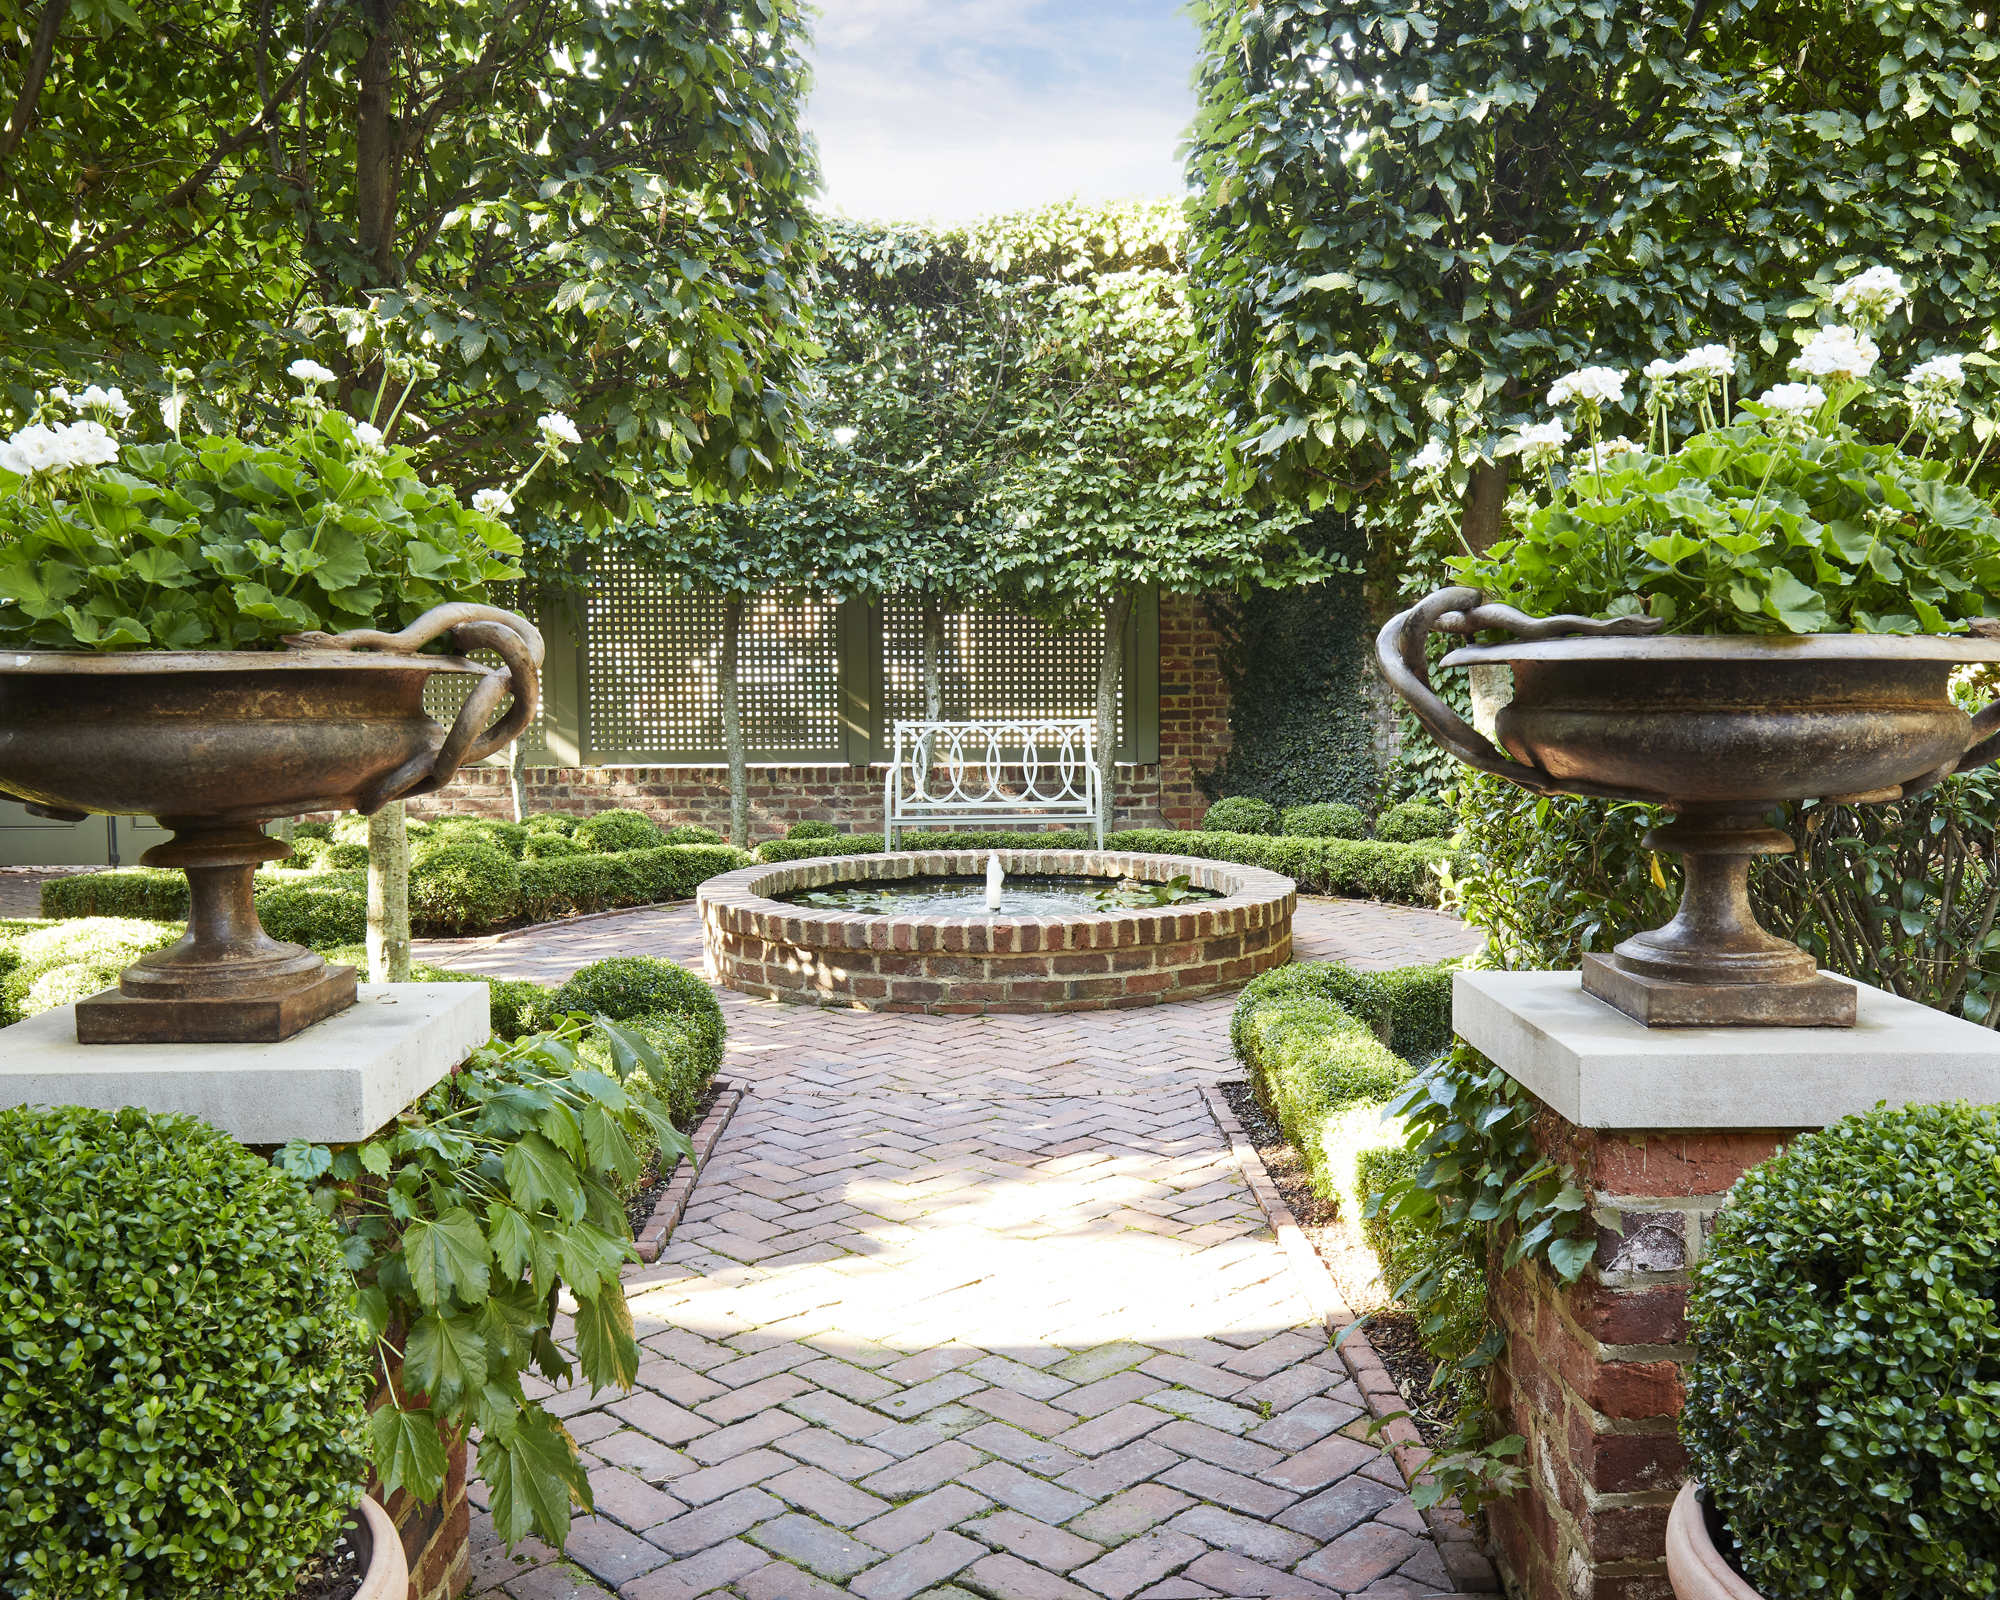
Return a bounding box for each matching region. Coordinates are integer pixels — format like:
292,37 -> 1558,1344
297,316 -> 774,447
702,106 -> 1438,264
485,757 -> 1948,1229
435,897 -> 1484,1600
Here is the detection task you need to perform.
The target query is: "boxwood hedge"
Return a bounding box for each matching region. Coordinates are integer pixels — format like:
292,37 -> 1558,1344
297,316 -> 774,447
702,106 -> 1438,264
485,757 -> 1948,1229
1685,1102 -> 2000,1599
0,1105 -> 372,1599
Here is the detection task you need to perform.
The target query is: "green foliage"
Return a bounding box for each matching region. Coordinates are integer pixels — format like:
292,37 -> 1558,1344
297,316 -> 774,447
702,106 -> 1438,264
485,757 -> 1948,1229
1199,525 -> 1380,813
416,969 -> 552,1043
2,1105 -> 371,1599
787,820 -> 839,840
292,820 -> 333,841
1456,417 -> 2000,636
1280,802 -> 1367,840
1685,1103 -> 2000,1598
522,832 -> 583,861
41,867 -> 188,921
1353,1144 -> 1489,1405
434,819 -> 529,859
662,825 -> 724,846
553,956 -> 719,1033
0,918 -> 182,1024
410,843 -> 523,935
574,810 -> 664,855
0,408 -> 522,651
1200,797 -> 1280,835
1231,959 -> 1457,1066
277,1015 -> 694,1551
516,845 -> 752,921
1376,801 -> 1454,844
3,0 -> 820,516
1109,828 -> 1464,907
755,834 -> 887,863
321,838 -> 371,870
252,874 -> 369,949
522,814 -> 579,836
1185,0 -> 2000,533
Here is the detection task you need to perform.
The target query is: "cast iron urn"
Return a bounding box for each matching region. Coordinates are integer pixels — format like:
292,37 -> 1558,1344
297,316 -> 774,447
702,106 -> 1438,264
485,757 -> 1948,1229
0,602 -> 542,1044
1379,587 -> 2000,1027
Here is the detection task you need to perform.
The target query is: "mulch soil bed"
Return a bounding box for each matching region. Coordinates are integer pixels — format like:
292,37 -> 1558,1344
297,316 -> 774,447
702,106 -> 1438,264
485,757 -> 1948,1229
289,1525 -> 362,1600
623,1080 -> 724,1237
1219,1079 -> 1460,1449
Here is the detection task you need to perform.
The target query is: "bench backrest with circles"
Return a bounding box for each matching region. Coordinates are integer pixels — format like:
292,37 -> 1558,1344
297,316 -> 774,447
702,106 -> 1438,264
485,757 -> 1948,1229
883,718 -> 1103,850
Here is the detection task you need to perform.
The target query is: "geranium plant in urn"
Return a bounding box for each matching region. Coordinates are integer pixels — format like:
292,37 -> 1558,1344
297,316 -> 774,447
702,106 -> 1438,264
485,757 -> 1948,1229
1379,267 -> 2000,1026
0,360 -> 560,1042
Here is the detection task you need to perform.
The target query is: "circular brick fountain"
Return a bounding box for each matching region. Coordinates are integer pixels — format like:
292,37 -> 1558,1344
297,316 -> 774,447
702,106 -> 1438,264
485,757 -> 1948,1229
697,849 -> 1295,1014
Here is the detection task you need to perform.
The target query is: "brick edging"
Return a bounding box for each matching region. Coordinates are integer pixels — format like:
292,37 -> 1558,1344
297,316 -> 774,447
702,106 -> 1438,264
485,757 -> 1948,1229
633,1081 -> 742,1264
1201,1082 -> 1500,1595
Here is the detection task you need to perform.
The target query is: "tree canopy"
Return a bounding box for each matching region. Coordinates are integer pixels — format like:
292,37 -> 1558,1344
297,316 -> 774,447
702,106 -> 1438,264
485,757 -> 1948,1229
0,0 -> 820,516
1184,0 -> 2000,546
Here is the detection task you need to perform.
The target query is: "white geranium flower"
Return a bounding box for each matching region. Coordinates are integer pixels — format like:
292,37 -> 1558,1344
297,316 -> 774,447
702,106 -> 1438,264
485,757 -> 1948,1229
537,411 -> 581,447
1760,383 -> 1826,415
1505,419 -> 1571,470
76,384 -> 132,419
1676,346 -> 1735,381
45,387 -> 71,410
289,358 -> 338,388
1830,265 -> 1907,322
60,419 -> 120,467
1912,400 -> 1964,432
1907,353 -> 1967,390
1642,358 -> 1679,383
1548,366 -> 1626,409
472,487 -> 514,516
1,420 -> 119,476
1598,435 -> 1644,457
830,426 -> 858,446
1409,438 -> 1451,474
1790,325 -> 1880,383
352,421 -> 385,452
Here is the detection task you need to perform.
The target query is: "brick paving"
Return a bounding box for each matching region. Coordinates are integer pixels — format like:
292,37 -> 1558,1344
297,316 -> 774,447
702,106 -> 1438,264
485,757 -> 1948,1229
423,897 -> 1485,1600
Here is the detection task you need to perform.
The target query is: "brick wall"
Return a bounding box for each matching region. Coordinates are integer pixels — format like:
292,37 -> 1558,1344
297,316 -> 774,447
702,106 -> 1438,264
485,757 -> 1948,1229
1487,1108 -> 1809,1600
412,593 -> 1236,836
369,1368 -> 470,1600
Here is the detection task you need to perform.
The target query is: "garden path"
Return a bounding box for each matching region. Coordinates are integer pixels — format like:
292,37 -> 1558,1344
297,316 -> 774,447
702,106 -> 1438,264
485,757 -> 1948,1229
418,898 -> 1488,1600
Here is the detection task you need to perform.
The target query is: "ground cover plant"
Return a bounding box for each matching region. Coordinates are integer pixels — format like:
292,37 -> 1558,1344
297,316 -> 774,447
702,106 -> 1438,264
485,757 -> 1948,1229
1,1105 -> 373,1599
1685,1102 -> 2000,1598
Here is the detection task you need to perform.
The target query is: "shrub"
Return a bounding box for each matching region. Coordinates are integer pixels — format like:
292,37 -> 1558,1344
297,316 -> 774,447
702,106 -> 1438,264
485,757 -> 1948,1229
271,834 -> 329,870
291,819 -> 333,842
584,1007 -> 717,1123
0,1105 -> 371,1599
322,839 -> 369,870
662,824 -> 723,846
1281,801 -> 1368,839
1200,795 -> 1280,834
1232,986 -> 1414,1202
1,918 -> 182,1023
252,872 -> 369,949
1685,1103 -> 2000,1598
523,831 -> 583,861
409,841 -> 522,933
553,956 -> 726,1115
1376,799 -> 1454,843
1104,828 -> 1464,908
788,820 -> 839,839
516,844 -> 750,921
1231,959 -> 1457,1064
42,866 -> 188,921
433,818 -> 528,858
574,809 -> 664,854
1353,1142 -> 1488,1390
522,812 -> 579,835
412,966 -> 550,1040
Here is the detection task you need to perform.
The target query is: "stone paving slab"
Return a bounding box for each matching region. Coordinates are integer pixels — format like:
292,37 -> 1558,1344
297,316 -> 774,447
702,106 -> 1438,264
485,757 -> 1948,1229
430,895 -> 1483,1599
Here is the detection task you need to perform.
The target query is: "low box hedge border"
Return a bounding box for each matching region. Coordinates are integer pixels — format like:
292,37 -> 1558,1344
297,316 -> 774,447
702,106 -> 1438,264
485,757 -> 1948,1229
755,827 -> 1466,907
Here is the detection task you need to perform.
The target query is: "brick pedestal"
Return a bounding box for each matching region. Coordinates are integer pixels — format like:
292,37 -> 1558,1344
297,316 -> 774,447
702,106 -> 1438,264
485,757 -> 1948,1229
369,1362 -> 471,1600
1487,1114 -> 1810,1600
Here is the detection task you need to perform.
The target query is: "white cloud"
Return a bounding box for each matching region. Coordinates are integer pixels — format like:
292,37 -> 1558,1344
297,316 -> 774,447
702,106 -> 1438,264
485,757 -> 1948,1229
805,0 -> 1196,223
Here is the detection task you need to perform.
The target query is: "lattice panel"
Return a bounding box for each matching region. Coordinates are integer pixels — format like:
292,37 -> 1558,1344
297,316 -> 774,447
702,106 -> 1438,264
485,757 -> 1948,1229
584,566 -> 843,761
882,600 -> 1124,747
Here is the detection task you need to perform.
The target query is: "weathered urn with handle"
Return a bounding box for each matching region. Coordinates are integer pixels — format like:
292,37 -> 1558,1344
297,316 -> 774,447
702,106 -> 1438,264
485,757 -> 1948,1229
1379,585 -> 2000,1026
0,602 -> 542,1044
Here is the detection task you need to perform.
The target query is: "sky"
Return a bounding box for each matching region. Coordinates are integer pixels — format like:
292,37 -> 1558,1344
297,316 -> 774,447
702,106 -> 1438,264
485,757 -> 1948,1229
804,0 -> 1199,224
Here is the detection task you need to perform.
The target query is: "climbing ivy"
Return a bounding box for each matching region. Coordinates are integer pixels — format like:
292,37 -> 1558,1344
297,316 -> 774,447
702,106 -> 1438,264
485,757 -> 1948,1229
1199,514 -> 1380,811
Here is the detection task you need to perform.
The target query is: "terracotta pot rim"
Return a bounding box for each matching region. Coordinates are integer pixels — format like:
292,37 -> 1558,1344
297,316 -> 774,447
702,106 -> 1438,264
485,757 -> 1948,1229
1666,1480 -> 1765,1600
0,648 -> 486,675
350,1494 -> 409,1600
1444,634 -> 2000,666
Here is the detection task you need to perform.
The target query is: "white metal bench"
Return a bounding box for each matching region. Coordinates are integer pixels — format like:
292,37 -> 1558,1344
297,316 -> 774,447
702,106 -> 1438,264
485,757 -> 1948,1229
883,718 -> 1103,849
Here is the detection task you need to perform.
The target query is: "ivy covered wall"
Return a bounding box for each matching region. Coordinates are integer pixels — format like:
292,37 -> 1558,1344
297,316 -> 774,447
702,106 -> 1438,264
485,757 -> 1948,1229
1197,515 -> 1382,813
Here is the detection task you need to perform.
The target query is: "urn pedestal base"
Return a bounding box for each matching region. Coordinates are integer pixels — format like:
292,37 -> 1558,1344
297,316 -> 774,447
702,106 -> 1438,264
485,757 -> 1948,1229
76,964 -> 357,1043
1581,953 -> 1857,1028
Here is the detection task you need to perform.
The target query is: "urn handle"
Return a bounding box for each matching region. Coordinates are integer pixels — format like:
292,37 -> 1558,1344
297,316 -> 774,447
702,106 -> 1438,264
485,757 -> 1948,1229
282,602 -> 545,812
1375,586 -> 1663,801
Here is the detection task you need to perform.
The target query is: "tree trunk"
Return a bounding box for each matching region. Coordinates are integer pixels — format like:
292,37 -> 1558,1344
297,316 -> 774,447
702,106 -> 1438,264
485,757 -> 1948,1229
1462,459 -> 1512,554
354,0 -> 402,283
1094,592 -> 1134,840
367,801 -> 411,983
508,737 -> 527,823
720,596 -> 748,849
919,593 -> 945,782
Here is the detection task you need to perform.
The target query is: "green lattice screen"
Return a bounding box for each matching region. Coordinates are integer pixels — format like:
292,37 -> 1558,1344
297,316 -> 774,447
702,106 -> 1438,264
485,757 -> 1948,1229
881,599 -> 1123,747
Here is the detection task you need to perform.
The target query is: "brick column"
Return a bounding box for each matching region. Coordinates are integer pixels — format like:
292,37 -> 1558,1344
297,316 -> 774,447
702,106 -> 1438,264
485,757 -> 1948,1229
1487,1109 -> 1809,1600
368,1363 -> 472,1600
